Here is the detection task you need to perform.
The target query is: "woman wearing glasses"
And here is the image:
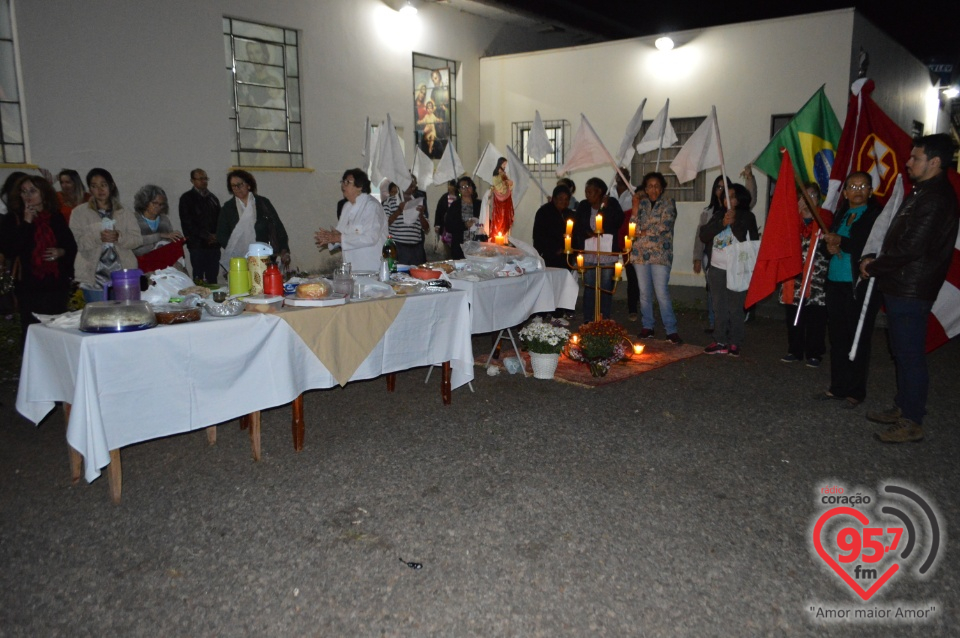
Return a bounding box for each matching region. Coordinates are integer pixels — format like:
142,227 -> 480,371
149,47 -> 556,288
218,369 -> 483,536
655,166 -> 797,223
443,176 -> 480,260
217,169 -> 290,273
818,171 -> 883,408
314,169 -> 387,272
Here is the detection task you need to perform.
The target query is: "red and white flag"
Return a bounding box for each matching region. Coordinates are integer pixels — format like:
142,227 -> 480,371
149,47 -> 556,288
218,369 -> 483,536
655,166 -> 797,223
927,172 -> 960,352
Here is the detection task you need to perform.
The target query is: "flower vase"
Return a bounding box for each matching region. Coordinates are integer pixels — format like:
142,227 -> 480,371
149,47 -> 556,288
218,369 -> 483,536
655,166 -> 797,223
529,352 -> 560,379
588,359 -> 609,377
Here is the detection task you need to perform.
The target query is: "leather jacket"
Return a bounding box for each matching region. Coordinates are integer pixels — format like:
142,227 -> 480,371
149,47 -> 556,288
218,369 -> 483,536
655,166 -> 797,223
864,171 -> 959,301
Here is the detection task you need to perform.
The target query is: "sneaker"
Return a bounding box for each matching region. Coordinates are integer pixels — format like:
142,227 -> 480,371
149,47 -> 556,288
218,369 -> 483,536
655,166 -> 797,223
638,328 -> 655,339
781,354 -> 800,363
805,357 -> 821,368
666,333 -> 683,345
866,406 -> 902,425
728,345 -> 741,357
628,313 -> 638,322
704,342 -> 728,354
874,418 -> 924,443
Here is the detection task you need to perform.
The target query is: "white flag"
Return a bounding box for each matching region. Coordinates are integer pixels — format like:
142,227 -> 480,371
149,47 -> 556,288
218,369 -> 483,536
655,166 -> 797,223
411,145 -> 435,190
862,175 -> 904,256
507,144 -> 548,202
635,99 -> 678,156
616,99 -> 647,164
556,114 -> 620,177
527,110 -> 555,163
474,141 -> 505,186
366,125 -> 380,177
433,140 -> 464,184
375,113 -> 411,192
671,107 -> 722,184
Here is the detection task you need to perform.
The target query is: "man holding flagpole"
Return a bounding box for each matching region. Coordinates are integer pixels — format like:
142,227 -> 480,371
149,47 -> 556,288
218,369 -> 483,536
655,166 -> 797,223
859,134 -> 959,443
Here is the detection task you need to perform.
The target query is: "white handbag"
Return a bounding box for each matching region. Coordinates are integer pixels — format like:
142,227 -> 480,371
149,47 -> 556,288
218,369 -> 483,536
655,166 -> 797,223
725,237 -> 760,292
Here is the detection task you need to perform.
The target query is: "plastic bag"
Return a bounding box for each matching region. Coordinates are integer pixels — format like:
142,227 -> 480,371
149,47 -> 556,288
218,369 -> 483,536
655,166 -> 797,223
142,267 -> 197,304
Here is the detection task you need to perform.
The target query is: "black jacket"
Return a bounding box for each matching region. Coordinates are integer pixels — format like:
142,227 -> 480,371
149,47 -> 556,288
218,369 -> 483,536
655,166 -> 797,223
532,201 -> 573,269
698,208 -> 759,258
864,172 -> 959,300
821,199 -> 883,293
178,188 -> 221,251
571,197 -> 624,252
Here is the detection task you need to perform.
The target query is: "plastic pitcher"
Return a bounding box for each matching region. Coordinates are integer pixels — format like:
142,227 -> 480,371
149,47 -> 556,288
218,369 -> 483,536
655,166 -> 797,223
103,268 -> 145,301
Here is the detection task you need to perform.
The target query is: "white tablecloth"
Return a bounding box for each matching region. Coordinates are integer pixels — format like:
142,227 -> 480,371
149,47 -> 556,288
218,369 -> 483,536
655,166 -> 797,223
16,291 -> 474,483
449,268 -> 578,333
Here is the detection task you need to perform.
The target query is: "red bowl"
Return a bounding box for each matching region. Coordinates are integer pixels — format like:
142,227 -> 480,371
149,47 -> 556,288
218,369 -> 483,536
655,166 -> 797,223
409,267 -> 442,280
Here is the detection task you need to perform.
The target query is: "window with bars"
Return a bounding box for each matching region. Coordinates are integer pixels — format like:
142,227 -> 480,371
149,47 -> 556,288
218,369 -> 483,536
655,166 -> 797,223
0,0 -> 24,164
224,17 -> 302,168
512,119 -> 569,169
630,116 -> 705,202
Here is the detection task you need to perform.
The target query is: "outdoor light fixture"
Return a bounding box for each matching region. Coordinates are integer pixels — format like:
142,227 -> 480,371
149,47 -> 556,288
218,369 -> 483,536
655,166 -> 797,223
399,1 -> 417,15
943,86 -> 960,99
655,36 -> 674,51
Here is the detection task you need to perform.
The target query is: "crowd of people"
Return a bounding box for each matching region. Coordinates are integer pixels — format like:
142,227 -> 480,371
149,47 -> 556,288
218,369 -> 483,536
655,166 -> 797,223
0,134 -> 956,444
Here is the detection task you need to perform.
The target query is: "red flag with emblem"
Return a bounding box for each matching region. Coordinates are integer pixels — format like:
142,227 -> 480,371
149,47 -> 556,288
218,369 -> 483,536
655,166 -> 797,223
821,79 -> 914,214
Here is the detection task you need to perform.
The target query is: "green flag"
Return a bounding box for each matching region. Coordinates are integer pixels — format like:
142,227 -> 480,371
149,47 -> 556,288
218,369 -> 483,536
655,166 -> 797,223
754,85 -> 841,194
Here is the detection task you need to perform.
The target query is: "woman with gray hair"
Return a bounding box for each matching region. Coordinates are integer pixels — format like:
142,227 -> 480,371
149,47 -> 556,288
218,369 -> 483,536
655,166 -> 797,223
133,184 -> 184,271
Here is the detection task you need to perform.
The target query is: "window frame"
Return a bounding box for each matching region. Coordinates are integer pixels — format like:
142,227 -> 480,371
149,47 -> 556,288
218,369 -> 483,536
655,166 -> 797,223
512,119 -> 569,170
224,17 -> 303,168
630,116 -> 706,202
0,0 -> 26,165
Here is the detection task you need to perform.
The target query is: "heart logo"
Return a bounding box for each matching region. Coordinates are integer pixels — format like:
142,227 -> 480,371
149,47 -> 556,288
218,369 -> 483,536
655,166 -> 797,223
813,506 -> 900,601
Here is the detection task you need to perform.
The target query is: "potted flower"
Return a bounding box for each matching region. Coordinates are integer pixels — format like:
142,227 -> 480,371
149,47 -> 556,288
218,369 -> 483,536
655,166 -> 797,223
518,319 -> 570,379
568,319 -> 630,377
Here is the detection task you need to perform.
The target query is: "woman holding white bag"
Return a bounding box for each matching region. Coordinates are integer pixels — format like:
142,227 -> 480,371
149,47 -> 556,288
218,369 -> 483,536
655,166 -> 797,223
698,182 -> 758,357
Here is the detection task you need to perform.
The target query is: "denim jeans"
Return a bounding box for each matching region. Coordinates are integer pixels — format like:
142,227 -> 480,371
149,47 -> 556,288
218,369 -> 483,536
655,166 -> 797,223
583,266 -> 614,322
883,294 -> 934,424
707,267 -> 746,347
633,263 -> 678,334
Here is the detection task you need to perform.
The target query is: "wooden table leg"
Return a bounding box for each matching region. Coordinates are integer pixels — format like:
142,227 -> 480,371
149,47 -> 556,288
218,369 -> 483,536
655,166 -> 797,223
107,449 -> 122,504
63,403 -> 83,484
248,411 -> 261,461
441,361 -> 452,405
205,426 -> 217,446
386,373 -> 396,392
292,394 -> 304,452
239,414 -> 249,430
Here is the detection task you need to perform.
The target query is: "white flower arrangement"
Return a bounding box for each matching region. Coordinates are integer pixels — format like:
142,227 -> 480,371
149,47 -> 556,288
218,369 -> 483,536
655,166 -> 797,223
519,320 -> 571,355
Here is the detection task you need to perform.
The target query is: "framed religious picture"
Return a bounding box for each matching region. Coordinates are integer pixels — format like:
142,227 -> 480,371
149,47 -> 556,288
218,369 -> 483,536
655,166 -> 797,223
412,53 -> 457,158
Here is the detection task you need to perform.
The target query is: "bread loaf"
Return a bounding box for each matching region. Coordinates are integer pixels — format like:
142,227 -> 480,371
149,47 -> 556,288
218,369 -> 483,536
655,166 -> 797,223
296,281 -> 331,299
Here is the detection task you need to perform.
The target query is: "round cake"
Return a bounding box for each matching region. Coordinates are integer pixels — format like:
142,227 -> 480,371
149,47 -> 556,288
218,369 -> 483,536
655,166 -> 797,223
296,281 -> 331,299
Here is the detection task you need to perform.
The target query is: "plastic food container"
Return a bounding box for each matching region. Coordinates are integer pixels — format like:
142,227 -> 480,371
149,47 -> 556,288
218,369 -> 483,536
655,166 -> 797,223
408,267 -> 442,280
243,295 -> 284,313
80,300 -> 157,333
150,303 -> 202,324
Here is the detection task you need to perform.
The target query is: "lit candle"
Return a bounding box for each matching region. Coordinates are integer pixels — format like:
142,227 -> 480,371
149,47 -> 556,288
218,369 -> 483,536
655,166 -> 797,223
628,221 -> 636,237
570,334 -> 580,345
495,232 -> 504,245
624,236 -> 632,253
633,343 -> 644,355
565,219 -> 574,236
564,235 -> 572,253
595,213 -> 603,235
614,261 -> 623,279
576,254 -> 584,269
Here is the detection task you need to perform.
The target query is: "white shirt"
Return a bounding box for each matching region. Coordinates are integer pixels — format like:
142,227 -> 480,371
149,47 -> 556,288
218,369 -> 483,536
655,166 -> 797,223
336,192 -> 388,271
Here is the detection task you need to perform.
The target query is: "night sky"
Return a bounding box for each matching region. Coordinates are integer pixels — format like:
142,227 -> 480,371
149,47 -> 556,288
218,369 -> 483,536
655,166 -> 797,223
489,0 -> 958,64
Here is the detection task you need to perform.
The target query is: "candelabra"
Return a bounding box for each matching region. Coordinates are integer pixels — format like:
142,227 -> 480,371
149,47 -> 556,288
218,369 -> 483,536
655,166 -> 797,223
564,217 -> 638,323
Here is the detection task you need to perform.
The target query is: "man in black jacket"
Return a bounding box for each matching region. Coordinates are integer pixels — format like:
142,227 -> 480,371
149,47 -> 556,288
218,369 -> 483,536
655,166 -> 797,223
178,169 -> 221,283
860,134 -> 959,443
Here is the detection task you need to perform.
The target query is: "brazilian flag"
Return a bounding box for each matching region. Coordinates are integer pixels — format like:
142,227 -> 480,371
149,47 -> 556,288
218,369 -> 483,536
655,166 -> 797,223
754,86 -> 841,194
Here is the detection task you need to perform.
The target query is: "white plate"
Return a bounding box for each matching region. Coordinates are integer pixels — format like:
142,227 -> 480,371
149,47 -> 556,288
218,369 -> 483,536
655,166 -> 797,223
284,293 -> 347,307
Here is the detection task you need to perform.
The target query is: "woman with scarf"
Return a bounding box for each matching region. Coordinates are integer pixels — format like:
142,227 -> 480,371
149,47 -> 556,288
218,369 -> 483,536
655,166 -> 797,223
70,168 -> 141,302
778,183 -> 831,367
0,175 -> 77,344
217,169 -> 290,274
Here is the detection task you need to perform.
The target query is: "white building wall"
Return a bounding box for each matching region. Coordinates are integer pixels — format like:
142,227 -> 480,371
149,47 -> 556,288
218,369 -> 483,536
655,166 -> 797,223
480,10 -> 862,286
5,0 -> 580,271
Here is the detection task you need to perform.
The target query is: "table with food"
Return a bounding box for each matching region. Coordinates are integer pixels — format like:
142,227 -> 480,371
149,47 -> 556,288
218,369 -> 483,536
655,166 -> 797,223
16,263 -> 474,503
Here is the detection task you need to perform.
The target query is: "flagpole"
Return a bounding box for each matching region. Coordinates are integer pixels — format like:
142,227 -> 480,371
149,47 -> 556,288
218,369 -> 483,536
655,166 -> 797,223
848,278 -> 875,360
712,106 -> 732,210
793,231 -> 821,326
